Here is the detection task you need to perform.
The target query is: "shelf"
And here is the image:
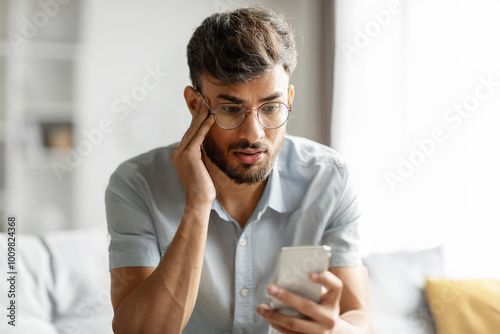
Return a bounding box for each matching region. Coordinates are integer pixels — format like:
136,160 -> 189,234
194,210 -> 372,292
18,148 -> 75,171
14,119 -> 73,168
23,58 -> 74,103
22,0 -> 81,43
24,101 -> 76,121
15,40 -> 81,60
1,0 -> 80,233
1,0 -> 81,59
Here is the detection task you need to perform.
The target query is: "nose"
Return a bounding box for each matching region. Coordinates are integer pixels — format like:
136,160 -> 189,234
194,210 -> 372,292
237,111 -> 265,144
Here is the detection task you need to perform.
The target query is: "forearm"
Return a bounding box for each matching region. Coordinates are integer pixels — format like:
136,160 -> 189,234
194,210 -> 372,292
112,205 -> 211,334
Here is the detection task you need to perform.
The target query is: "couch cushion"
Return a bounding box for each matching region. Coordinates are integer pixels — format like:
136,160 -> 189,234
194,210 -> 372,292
0,233 -> 55,329
0,318 -> 59,334
364,247 -> 443,334
425,279 -> 500,334
42,227 -> 114,334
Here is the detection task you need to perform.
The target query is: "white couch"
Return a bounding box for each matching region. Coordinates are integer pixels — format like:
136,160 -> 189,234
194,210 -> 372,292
0,228 -> 441,334
364,247 -> 442,334
0,228 -> 113,334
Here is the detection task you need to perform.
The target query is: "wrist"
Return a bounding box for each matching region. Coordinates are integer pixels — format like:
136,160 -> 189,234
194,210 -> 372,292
184,187 -> 216,208
183,200 -> 213,221
337,311 -> 373,334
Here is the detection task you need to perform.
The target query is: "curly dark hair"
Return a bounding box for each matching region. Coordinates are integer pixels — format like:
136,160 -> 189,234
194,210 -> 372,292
187,6 -> 297,92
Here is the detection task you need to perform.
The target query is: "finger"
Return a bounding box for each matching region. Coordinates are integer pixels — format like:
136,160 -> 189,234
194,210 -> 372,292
177,98 -> 202,149
188,111 -> 214,149
176,117 -> 213,158
310,271 -> 343,307
178,98 -> 212,151
192,96 -> 211,125
257,304 -> 326,334
186,97 -> 207,134
266,284 -> 333,326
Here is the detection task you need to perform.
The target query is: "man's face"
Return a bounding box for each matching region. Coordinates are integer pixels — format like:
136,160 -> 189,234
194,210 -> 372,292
200,65 -> 292,185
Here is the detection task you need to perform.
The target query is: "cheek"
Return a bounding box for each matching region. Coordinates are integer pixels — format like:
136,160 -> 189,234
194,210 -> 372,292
207,125 -> 224,141
266,128 -> 286,149
207,126 -> 234,149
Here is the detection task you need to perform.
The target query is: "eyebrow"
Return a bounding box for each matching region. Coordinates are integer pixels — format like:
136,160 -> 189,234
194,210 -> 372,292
216,91 -> 284,104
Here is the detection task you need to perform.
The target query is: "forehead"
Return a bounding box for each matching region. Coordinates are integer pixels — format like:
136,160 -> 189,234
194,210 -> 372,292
201,65 -> 290,98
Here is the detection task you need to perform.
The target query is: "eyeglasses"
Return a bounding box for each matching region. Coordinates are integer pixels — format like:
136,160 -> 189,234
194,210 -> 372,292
195,89 -> 292,130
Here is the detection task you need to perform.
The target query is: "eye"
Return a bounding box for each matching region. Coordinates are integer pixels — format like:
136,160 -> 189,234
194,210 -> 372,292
220,105 -> 243,114
260,104 -> 280,115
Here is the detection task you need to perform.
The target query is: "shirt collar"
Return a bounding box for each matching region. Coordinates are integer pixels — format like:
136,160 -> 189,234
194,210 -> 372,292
263,165 -> 287,214
211,165 -> 287,222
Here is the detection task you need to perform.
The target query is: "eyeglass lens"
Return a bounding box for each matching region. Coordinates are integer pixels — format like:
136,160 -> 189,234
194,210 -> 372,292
214,102 -> 289,129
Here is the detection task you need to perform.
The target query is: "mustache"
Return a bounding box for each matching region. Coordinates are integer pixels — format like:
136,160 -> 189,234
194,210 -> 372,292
227,141 -> 268,152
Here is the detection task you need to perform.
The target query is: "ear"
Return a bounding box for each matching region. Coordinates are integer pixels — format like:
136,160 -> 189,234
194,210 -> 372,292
184,86 -> 199,116
288,84 -> 295,107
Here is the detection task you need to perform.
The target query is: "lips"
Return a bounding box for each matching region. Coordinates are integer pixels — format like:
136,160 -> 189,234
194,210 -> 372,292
233,149 -> 265,164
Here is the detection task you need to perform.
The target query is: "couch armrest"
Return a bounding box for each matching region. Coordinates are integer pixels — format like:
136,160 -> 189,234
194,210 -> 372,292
363,247 -> 443,334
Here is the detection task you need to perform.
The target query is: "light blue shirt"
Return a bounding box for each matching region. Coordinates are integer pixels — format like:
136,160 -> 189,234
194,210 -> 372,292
105,135 -> 362,334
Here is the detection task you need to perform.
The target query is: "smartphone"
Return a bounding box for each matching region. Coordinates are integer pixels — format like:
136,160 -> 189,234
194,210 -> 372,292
270,245 -> 332,317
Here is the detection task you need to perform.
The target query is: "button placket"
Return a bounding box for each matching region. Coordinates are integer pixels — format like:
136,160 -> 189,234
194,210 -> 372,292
239,236 -> 247,246
233,227 -> 254,332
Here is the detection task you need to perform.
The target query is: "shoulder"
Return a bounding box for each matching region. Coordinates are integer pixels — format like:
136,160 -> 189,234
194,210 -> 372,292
276,136 -> 358,227
279,135 -> 346,170
107,143 -> 179,191
276,136 -> 350,196
115,143 -> 176,174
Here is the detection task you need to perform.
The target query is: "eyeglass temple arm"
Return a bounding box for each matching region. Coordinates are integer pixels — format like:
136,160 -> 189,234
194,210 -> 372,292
194,87 -> 215,112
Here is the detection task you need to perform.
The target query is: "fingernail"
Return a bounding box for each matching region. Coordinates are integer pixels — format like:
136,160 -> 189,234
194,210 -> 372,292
269,284 -> 280,295
310,272 -> 319,280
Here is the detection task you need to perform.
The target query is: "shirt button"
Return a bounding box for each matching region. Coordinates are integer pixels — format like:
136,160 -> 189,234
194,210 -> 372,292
239,236 -> 247,246
240,288 -> 249,297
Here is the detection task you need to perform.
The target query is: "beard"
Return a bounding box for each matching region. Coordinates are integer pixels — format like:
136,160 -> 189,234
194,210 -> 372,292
202,134 -> 283,185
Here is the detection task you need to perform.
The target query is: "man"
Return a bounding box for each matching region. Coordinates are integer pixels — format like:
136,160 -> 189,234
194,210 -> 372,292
106,6 -> 373,334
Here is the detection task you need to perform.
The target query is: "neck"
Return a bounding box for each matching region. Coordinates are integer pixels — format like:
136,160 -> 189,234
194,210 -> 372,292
204,155 -> 268,228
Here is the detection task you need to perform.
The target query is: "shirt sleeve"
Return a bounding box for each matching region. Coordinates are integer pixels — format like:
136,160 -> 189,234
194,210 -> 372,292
105,169 -> 161,271
322,164 -> 363,268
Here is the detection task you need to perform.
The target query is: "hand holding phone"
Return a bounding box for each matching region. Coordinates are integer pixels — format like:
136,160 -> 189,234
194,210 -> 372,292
270,245 -> 332,318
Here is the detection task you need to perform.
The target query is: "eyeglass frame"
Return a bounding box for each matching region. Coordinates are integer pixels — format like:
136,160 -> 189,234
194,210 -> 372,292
194,87 -> 293,130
